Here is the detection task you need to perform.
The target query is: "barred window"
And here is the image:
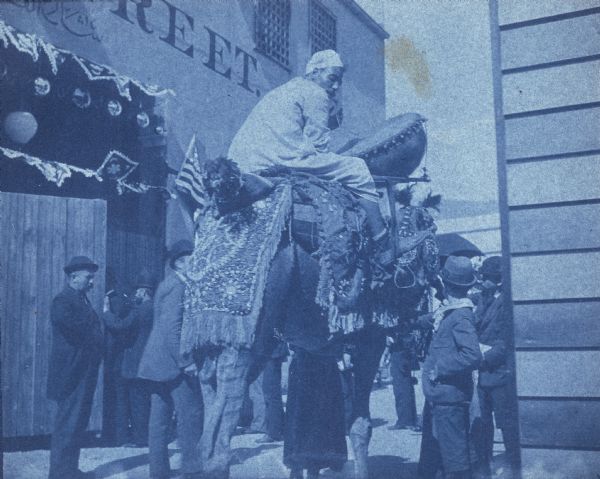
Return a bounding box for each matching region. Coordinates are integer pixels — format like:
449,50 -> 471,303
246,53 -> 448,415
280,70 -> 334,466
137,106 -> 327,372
255,0 -> 291,68
310,0 -> 336,54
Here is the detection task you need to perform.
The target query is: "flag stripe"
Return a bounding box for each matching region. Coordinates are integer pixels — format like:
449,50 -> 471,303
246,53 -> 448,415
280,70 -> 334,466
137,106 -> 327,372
177,184 -> 206,206
175,177 -> 205,198
177,170 -> 200,183
176,135 -> 207,208
175,177 -> 205,200
175,173 -> 205,195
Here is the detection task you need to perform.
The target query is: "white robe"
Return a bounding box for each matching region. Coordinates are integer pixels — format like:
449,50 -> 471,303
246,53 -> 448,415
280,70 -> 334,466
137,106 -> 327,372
228,77 -> 378,202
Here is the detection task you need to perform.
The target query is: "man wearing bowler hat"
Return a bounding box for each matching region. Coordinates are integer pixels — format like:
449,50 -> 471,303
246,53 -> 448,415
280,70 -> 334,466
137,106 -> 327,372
138,240 -> 203,479
418,256 -> 482,479
472,256 -> 520,478
47,256 -> 104,479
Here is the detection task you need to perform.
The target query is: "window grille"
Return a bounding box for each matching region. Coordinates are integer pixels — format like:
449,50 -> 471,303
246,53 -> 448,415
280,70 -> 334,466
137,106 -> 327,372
310,0 -> 337,54
255,0 -> 291,68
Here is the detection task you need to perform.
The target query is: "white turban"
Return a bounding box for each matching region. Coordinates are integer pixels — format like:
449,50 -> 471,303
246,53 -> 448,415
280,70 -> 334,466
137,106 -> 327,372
305,50 -> 344,74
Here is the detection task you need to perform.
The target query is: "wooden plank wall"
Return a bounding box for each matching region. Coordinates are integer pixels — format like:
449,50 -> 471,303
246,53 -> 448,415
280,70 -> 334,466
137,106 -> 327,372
490,2 -> 600,476
1,192 -> 106,437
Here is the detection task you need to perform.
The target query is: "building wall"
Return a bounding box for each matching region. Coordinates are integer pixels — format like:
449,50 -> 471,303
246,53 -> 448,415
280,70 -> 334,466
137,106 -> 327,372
436,213 -> 501,257
489,1 -> 600,475
0,0 -> 387,243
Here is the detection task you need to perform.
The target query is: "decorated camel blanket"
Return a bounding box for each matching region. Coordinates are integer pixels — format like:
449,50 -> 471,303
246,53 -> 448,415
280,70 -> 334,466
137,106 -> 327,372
180,182 -> 292,352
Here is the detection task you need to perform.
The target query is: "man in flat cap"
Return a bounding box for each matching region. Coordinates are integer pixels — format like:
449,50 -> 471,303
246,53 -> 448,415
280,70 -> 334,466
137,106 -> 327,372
228,49 -> 394,269
47,256 -> 103,479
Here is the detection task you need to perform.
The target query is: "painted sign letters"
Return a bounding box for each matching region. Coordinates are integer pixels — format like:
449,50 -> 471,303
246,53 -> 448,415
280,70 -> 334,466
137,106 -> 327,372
111,0 -> 261,96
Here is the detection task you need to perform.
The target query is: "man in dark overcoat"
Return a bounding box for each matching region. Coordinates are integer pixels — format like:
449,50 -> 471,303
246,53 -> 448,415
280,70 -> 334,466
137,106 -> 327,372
418,256 -> 482,479
101,270 -> 132,446
47,256 -> 104,479
259,341 -> 288,442
138,240 -> 203,479
103,270 -> 155,447
387,331 -> 419,431
473,256 -> 521,478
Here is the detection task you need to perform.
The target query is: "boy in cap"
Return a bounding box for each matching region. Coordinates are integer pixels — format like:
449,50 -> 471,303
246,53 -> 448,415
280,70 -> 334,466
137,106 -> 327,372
228,49 -> 394,269
138,241 -> 203,479
48,256 -> 103,479
418,256 -> 482,479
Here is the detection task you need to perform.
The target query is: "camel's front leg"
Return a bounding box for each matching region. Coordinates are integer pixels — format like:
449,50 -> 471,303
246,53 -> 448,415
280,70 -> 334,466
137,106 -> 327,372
199,346 -> 252,478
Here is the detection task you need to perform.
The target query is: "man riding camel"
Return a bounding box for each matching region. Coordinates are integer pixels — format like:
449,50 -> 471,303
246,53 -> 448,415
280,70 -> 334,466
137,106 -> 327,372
184,50 -> 397,479
228,49 -> 395,271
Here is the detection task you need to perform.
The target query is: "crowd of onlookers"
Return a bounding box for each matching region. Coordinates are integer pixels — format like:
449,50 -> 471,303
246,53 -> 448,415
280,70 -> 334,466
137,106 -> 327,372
47,246 -> 519,479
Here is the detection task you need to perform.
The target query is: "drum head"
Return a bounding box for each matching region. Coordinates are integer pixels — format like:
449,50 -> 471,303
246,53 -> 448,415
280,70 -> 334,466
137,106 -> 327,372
345,113 -> 427,178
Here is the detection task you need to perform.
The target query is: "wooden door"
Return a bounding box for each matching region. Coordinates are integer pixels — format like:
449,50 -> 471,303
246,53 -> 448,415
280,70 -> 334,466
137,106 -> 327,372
1,192 -> 106,437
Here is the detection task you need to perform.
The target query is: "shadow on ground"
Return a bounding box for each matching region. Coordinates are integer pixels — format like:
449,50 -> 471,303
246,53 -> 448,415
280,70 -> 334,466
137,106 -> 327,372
371,417 -> 389,428
92,449 -> 173,479
230,444 -> 281,465
367,455 -> 417,479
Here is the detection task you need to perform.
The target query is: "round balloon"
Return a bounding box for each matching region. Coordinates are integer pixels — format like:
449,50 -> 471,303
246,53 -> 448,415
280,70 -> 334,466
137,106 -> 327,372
3,111 -> 38,144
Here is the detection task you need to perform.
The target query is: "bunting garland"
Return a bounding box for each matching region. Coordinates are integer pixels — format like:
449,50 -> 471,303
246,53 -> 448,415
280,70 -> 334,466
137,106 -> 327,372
1,146 -> 101,186
116,180 -> 176,198
0,20 -> 175,99
0,146 -> 173,197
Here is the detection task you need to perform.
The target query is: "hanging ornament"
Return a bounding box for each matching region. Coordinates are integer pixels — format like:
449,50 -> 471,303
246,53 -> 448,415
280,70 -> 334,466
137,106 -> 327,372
3,111 -> 38,144
107,100 -> 122,116
136,111 -> 150,128
56,53 -> 67,67
72,88 -> 91,109
34,77 -> 51,96
97,150 -> 139,181
155,125 -> 166,135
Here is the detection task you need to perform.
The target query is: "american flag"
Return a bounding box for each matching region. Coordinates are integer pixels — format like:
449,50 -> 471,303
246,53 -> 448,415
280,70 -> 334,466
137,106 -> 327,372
175,134 -> 208,208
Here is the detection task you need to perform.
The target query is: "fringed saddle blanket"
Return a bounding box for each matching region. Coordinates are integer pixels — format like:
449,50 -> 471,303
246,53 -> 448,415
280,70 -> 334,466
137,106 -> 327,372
291,176 -> 369,335
180,182 -> 292,352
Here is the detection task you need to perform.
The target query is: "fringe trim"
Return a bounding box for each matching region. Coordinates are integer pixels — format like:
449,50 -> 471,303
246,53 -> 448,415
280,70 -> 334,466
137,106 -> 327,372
373,311 -> 401,329
328,309 -> 367,335
180,183 -> 292,353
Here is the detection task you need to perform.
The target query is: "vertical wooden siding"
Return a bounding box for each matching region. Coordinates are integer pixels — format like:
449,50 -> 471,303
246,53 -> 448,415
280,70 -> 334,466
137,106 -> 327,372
490,1 -> 600,474
1,192 -> 106,437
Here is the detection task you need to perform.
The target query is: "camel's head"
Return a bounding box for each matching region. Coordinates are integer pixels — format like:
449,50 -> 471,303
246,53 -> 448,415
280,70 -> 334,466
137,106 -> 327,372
200,156 -> 243,211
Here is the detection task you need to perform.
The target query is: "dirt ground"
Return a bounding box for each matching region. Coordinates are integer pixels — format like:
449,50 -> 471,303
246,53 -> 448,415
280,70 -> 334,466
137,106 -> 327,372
4,379 -> 424,479
4,373 -> 518,479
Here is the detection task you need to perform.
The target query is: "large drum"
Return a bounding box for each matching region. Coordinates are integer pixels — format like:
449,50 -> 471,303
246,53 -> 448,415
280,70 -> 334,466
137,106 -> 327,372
333,113 -> 427,178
